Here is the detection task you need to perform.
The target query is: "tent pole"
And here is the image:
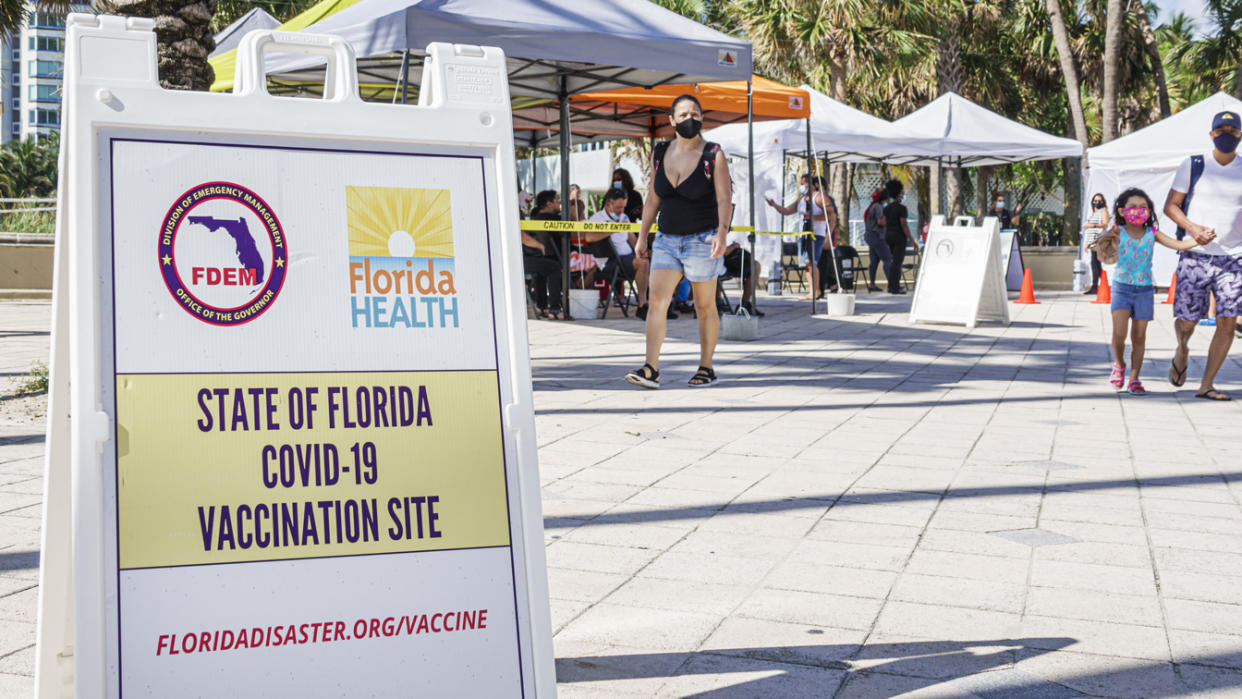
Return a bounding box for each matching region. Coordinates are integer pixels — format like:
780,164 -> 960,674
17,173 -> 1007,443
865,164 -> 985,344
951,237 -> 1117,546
396,50 -> 410,104
805,117 -> 814,316
746,78 -> 755,310
558,75 -> 573,318
822,151 -> 843,297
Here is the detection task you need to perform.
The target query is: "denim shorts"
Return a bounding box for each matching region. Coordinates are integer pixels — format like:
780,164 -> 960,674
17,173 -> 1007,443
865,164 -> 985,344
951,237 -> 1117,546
1111,281 -> 1154,321
799,235 -> 825,266
651,230 -> 725,282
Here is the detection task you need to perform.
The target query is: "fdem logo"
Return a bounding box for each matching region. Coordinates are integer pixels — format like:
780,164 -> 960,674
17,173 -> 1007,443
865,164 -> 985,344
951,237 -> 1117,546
347,186 -> 459,329
158,182 -> 287,326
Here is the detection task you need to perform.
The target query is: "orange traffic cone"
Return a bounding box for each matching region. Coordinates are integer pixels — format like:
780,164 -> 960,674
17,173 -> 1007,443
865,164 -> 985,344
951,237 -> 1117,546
1014,268 -> 1040,304
1162,273 -> 1177,304
1091,270 -> 1111,304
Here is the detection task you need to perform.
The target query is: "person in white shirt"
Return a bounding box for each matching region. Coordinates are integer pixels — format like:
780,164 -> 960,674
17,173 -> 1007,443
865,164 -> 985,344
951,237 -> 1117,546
583,187 -> 652,314
1164,109 -> 1242,400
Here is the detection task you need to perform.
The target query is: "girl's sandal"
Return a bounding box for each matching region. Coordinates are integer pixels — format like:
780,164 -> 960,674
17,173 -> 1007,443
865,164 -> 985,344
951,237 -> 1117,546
624,363 -> 660,389
688,366 -> 717,387
1127,380 -> 1147,395
1109,364 -> 1126,388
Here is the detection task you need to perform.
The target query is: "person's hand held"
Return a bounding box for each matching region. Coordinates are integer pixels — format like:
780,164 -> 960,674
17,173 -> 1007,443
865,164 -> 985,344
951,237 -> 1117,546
1191,224 -> 1215,246
710,232 -> 727,258
636,238 -> 650,260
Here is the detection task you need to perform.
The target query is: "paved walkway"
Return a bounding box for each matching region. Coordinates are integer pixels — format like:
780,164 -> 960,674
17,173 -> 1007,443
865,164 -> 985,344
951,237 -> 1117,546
4,290 -> 1242,697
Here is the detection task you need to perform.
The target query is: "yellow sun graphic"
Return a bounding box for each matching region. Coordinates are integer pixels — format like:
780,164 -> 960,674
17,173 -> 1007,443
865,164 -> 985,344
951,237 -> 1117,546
346,186 -> 454,258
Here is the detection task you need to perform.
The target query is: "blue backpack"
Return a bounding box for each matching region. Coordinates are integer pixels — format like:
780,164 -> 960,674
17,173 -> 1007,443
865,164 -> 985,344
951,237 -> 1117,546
1175,155 -> 1205,240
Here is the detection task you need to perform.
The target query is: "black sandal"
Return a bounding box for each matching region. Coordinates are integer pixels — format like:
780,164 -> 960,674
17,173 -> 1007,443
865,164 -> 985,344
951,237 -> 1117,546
1196,388 -> 1231,401
688,366 -> 717,387
1169,360 -> 1187,387
625,363 -> 660,389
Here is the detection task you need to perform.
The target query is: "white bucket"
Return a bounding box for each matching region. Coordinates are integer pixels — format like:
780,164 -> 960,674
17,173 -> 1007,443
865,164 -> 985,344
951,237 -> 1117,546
568,289 -> 598,319
720,307 -> 759,341
826,293 -> 856,316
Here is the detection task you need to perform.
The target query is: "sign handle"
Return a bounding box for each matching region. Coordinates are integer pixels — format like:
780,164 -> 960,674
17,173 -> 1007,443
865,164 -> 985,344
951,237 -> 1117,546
233,30 -> 360,102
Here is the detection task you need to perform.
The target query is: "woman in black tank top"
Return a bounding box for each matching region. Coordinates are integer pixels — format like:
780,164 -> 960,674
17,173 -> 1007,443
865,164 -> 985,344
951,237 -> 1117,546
625,94 -> 733,389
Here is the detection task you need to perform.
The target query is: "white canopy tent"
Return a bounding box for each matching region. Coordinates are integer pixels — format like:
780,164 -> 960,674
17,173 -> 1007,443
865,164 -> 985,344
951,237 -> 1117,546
211,8 -> 279,57
229,0 -> 751,316
707,87 -> 943,268
891,92 -> 1083,166
1085,92 -> 1242,284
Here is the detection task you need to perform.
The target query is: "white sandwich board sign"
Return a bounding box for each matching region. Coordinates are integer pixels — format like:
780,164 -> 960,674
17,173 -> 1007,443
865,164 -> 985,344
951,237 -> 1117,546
998,230 -> 1024,291
37,16 -> 554,697
908,215 -> 1010,328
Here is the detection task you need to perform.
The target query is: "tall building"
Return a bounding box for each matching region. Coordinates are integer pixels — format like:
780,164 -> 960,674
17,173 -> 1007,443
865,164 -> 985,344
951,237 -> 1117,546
3,3 -> 92,144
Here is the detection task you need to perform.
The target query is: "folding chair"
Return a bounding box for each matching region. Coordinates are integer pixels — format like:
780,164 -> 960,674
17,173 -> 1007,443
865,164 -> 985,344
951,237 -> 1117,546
901,247 -> 922,291
834,245 -> 862,292
780,240 -> 806,293
586,237 -> 638,319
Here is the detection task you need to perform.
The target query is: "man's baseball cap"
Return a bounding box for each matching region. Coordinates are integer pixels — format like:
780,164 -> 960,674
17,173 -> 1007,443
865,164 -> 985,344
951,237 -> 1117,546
1212,110 -> 1240,130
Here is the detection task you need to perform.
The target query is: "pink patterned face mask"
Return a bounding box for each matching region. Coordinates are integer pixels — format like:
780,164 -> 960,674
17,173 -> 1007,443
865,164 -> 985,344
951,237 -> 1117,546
1122,207 -> 1150,226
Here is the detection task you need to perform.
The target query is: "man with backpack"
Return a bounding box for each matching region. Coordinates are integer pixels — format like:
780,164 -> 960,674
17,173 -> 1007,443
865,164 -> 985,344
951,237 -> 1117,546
1164,110 -> 1242,401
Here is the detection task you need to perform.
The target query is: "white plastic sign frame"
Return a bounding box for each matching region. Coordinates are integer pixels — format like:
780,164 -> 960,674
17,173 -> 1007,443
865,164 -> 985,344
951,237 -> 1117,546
998,230 -> 1025,291
909,215 -> 1011,328
37,15 -> 554,698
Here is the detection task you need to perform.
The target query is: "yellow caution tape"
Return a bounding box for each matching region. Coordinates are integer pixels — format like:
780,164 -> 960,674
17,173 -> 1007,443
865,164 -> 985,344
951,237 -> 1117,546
519,219 -> 812,238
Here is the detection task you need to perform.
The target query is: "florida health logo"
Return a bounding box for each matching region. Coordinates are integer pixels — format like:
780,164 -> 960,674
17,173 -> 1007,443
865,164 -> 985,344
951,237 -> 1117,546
347,186 -> 458,329
159,182 -> 287,326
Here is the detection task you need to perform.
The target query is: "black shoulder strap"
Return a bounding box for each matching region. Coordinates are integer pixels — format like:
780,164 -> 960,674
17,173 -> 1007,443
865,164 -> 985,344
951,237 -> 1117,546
1175,154 -> 1206,240
653,140 -> 670,170
700,141 -> 720,180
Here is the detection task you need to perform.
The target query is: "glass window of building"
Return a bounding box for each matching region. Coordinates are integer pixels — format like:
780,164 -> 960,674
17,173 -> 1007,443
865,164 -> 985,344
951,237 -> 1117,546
28,60 -> 62,77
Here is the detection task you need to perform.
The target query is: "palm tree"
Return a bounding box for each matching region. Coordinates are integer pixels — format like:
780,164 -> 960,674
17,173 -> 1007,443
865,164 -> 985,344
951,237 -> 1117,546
1178,0 -> 1242,99
1045,0 -> 1090,147
1134,0 -> 1170,118
97,0 -> 217,90
1100,0 -> 1124,142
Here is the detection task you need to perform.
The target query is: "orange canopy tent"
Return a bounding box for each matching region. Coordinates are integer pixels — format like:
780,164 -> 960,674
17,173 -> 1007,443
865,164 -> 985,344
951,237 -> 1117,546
512,75 -> 809,145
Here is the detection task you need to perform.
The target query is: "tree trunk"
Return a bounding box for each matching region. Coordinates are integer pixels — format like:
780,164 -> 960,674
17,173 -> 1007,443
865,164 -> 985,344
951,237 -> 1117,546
1064,157 -> 1082,245
1101,0 -> 1124,142
937,11 -> 963,219
1046,0 -> 1090,149
975,165 -> 992,218
98,0 -> 217,90
1133,0 -> 1170,119
1236,62 -> 1242,100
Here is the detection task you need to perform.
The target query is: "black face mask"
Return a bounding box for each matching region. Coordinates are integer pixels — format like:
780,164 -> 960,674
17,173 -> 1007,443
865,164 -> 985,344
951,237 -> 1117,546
1092,201 -> 1105,209
675,117 -> 703,139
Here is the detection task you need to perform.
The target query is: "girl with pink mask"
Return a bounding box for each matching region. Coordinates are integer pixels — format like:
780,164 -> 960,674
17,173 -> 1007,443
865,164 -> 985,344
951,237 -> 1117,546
1101,188 -> 1212,394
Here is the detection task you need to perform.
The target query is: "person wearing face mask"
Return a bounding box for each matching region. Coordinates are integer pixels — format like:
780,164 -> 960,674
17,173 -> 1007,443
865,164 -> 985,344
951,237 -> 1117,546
1164,110 -> 1242,400
766,174 -> 832,299
1082,193 -> 1110,295
612,168 -> 644,225
882,179 -> 919,294
626,94 -> 732,389
582,187 -> 649,312
1097,188 -> 1208,395
993,193 -> 1022,230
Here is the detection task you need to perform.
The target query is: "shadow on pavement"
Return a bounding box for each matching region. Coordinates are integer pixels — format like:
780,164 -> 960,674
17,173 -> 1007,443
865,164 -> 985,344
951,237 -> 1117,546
0,549 -> 39,572
558,641 -> 1242,697
545,471 -> 1242,530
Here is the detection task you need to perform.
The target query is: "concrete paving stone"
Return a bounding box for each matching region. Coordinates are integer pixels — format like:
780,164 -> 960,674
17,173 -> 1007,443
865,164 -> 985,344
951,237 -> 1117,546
543,479 -> 645,504
544,541 -> 662,576
1164,599 -> 1242,636
1160,571 -> 1242,606
1025,586 -> 1163,628
1028,559 -> 1157,597
804,519 -> 923,549
0,476 -> 39,493
832,669 -> 970,699
1144,511 -> 1242,537
638,551 -> 776,588
926,509 -> 1039,533
1039,520 -> 1148,546
789,539 -> 913,572
1031,541 -> 1151,568
0,587 -> 36,624
653,472 -> 761,497
949,667 -> 1091,698
547,568 -> 630,604
875,601 -> 1023,640
541,497 -> 621,523
824,502 -> 937,529
625,487 -> 737,511
694,511 -> 816,538
560,522 -> 692,550
1018,616 -> 1171,662
1176,663 -> 1242,698
1012,649 -> 1186,699
888,573 -> 1025,614
604,577 -> 751,618
852,632 -> 1030,681
0,493 -> 38,517
1168,629 -> 1242,670
1037,502 -> 1145,528
0,672 -> 34,699
550,598 -> 593,634
666,529 -> 801,561
552,638 -> 689,696
1155,547 -> 1242,578
762,560 -> 898,600
0,645 -> 33,679
554,602 -> 722,652
654,650 -> 847,698
696,616 -> 865,668
732,588 -> 884,632
904,549 -> 1029,585
990,529 -> 1079,548
0,620 -> 33,659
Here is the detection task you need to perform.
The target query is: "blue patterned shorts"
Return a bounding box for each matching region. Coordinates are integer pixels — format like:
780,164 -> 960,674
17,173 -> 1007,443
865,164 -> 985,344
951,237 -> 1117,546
1173,251 -> 1242,320
651,231 -> 725,283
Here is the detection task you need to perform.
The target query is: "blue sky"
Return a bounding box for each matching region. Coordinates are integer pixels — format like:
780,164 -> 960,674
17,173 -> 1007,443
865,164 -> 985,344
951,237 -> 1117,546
1158,0 -> 1211,33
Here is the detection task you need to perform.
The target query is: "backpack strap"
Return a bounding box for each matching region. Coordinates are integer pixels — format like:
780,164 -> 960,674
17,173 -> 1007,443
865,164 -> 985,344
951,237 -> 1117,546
1175,154 -> 1205,240
652,141 -> 670,178
700,142 -> 721,180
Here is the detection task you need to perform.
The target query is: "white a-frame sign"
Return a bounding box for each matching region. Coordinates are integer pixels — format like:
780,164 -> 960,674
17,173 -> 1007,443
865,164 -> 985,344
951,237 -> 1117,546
37,15 -> 555,697
908,215 -> 1011,328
